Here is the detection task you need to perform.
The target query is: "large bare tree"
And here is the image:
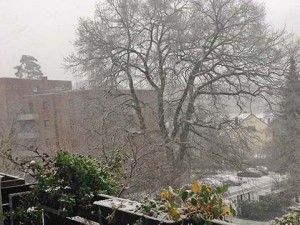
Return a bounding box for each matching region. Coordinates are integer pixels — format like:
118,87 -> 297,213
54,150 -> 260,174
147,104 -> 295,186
66,0 -> 287,167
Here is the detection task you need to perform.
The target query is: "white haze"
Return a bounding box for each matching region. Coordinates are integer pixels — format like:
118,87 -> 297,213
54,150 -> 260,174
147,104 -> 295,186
1,0 -> 300,81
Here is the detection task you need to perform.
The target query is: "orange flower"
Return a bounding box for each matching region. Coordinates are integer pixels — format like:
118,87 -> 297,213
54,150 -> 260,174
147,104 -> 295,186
205,187 -> 211,193
192,180 -> 201,193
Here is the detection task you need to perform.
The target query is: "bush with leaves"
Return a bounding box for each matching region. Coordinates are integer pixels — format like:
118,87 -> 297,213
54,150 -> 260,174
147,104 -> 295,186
272,211 -> 300,225
240,194 -> 291,221
10,194 -> 44,225
12,206 -> 43,225
10,149 -> 122,220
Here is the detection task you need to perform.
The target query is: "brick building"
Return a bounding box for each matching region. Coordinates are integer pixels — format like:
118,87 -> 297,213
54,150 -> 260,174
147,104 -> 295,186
0,77 -> 71,153
0,77 -> 157,156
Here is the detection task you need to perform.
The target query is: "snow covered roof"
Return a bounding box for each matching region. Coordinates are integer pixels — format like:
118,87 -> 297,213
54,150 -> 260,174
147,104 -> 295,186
228,113 -> 274,124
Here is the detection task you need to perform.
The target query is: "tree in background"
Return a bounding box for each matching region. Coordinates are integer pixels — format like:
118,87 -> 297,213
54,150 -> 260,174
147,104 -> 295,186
14,55 -> 43,79
61,89 -> 174,194
272,54 -> 300,202
66,0 -> 287,169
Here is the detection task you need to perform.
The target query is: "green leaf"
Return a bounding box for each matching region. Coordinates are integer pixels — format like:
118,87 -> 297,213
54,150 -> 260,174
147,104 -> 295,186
169,208 -> 180,221
191,198 -> 197,206
201,185 -> 207,193
230,204 -> 236,216
222,185 -> 228,193
181,191 -> 189,202
216,187 -> 222,194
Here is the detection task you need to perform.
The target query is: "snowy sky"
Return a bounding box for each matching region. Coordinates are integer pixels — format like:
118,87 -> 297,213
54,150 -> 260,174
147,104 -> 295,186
1,0 -> 300,82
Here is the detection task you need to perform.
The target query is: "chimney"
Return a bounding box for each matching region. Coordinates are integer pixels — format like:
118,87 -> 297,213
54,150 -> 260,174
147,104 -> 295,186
42,76 -> 48,80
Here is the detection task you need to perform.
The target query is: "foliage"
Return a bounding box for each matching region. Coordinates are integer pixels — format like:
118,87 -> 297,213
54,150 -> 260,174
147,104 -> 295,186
272,210 -> 300,225
136,180 -> 235,224
10,149 -> 121,219
37,150 -> 119,215
13,206 -> 43,225
240,194 -> 291,221
272,56 -> 300,168
11,194 -> 43,225
14,55 -> 43,79
271,54 -> 300,201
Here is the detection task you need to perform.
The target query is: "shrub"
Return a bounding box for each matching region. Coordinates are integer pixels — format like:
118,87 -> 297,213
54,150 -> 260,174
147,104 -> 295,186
240,200 -> 268,220
240,194 -> 291,221
272,211 -> 300,225
10,194 -> 43,225
11,149 -> 121,221
36,150 -> 119,215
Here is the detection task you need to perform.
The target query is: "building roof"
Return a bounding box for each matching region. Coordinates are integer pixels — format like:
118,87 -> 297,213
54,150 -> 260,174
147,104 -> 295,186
0,77 -> 71,83
229,113 -> 273,124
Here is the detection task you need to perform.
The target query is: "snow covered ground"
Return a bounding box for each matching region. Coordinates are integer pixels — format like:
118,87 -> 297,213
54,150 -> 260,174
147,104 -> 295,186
203,171 -> 286,202
226,172 -> 286,201
233,218 -> 271,225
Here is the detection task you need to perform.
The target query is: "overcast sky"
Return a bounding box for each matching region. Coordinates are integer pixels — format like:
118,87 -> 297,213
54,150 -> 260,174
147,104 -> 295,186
1,0 -> 300,82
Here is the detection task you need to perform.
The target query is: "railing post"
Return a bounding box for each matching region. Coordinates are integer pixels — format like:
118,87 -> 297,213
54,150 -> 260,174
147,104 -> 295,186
0,175 -> 4,225
42,209 -> 44,225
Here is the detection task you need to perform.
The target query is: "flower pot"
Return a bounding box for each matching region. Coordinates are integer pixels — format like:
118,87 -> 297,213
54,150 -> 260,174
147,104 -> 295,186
94,196 -> 235,225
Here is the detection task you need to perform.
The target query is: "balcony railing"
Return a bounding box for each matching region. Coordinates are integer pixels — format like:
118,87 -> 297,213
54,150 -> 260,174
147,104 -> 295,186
17,114 -> 39,121
17,132 -> 39,139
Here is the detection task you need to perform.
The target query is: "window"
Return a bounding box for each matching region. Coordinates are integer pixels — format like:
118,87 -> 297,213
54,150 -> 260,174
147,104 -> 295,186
33,86 -> 39,93
246,126 -> 256,132
44,120 -> 50,128
43,101 -> 49,110
28,102 -> 34,113
64,84 -> 71,90
21,121 -> 35,132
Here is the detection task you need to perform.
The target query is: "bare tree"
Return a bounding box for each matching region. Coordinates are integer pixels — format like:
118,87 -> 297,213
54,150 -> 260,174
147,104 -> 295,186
66,0 -> 287,168
63,89 -> 175,194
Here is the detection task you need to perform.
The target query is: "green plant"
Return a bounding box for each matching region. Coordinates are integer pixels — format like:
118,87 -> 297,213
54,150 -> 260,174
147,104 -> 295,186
136,180 -> 235,225
13,206 -> 43,225
272,211 -> 300,225
240,200 -> 268,220
10,149 -> 121,220
240,194 -> 292,221
38,150 -> 119,216
11,194 -> 43,225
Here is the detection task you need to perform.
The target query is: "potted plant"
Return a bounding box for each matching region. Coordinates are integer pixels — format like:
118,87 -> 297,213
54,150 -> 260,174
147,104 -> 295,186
94,180 -> 235,225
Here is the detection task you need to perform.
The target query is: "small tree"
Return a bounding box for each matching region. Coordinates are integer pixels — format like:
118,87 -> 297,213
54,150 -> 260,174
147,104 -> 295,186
14,55 -> 43,79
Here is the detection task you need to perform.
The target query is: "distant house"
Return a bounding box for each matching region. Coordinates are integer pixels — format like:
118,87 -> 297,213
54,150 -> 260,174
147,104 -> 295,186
232,113 -> 273,158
